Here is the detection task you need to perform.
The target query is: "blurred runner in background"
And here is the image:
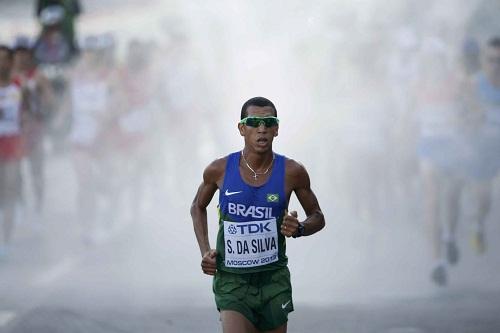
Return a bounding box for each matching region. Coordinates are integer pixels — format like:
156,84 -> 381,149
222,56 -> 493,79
0,45 -> 27,258
12,36 -> 54,217
414,37 -> 467,286
67,35 -> 116,244
463,36 -> 500,256
112,39 -> 156,222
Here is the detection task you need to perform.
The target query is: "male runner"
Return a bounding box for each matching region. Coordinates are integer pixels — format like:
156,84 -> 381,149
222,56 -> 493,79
191,97 -> 325,333
12,38 -> 54,214
0,45 -> 26,258
113,39 -> 155,222
463,36 -> 500,254
68,36 -> 115,244
414,38 -> 465,286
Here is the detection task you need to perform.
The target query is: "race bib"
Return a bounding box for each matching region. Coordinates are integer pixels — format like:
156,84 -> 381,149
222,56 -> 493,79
224,218 -> 278,268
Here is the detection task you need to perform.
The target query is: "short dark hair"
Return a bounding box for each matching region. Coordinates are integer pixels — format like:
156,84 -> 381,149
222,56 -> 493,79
13,35 -> 33,52
487,36 -> 500,49
0,45 -> 13,59
241,97 -> 277,120
14,45 -> 33,54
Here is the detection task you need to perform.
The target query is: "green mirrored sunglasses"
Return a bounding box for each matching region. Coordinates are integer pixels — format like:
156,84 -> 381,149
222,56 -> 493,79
239,116 -> 279,128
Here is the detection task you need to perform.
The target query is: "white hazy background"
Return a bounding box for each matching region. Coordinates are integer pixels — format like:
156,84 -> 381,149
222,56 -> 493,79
1,0 -> 500,311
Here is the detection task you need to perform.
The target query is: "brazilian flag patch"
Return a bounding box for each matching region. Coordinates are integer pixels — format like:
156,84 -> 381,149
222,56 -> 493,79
267,193 -> 279,202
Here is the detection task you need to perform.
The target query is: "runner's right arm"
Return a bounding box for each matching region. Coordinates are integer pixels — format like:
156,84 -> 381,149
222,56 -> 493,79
191,158 -> 225,275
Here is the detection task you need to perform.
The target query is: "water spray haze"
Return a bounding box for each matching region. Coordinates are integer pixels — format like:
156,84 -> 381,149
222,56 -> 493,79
1,0 -> 500,331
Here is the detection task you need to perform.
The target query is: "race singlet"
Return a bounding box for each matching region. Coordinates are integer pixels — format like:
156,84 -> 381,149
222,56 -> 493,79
419,103 -> 459,139
217,151 -> 288,273
71,80 -> 108,115
0,84 -> 22,136
70,79 -> 108,145
476,73 -> 500,137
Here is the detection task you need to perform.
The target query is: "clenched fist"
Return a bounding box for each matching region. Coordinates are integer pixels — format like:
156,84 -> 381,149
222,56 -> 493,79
281,210 -> 299,238
201,249 -> 217,275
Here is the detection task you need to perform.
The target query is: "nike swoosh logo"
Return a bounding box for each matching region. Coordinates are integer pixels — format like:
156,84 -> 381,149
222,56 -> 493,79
281,300 -> 291,309
225,190 -> 243,196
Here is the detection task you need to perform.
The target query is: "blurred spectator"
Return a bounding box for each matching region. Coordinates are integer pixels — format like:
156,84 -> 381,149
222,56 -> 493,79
34,4 -> 72,64
36,0 -> 81,55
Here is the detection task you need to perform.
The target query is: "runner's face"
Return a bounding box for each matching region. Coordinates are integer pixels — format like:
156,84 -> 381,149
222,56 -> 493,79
13,50 -> 32,71
0,50 -> 12,78
238,105 -> 278,153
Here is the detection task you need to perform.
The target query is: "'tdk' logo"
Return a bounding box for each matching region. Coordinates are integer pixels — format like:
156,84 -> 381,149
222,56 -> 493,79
227,225 -> 237,235
227,222 -> 273,235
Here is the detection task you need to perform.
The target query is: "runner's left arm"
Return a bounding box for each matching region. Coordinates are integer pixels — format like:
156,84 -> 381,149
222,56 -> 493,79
281,161 -> 325,237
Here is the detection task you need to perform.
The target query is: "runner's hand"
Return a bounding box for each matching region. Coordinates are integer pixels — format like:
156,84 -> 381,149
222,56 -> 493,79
281,210 -> 299,238
201,249 -> 217,276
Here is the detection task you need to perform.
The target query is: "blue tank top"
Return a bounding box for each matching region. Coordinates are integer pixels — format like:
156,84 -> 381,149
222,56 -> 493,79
216,151 -> 288,273
477,73 -> 500,128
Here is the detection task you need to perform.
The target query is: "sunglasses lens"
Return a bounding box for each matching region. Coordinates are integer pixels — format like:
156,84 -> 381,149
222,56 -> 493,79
264,118 -> 278,127
245,118 -> 260,127
244,117 -> 278,127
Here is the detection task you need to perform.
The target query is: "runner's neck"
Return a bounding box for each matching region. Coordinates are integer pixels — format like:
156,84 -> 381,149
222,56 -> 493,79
241,149 -> 275,171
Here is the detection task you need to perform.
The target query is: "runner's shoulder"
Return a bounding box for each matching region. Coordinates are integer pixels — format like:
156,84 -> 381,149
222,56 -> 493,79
203,156 -> 228,184
285,157 -> 309,180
